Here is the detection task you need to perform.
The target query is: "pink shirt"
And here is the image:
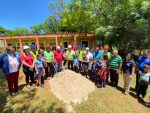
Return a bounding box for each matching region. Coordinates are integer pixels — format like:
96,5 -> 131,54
54,51 -> 63,63
20,54 -> 34,67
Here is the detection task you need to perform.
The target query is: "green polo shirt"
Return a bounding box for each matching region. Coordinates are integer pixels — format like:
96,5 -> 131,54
110,55 -> 122,71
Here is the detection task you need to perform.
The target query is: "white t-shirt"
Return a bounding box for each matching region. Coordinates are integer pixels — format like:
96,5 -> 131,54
86,52 -> 93,61
8,54 -> 19,73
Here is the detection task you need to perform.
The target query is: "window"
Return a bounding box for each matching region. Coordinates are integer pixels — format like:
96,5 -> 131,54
63,42 -> 68,48
82,41 -> 88,47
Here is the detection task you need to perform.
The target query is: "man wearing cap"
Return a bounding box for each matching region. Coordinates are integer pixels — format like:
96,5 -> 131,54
30,44 -> 38,61
76,46 -> 86,72
20,46 -> 35,89
86,47 -> 93,61
135,49 -> 150,91
54,46 -> 64,72
0,46 -> 21,95
66,45 -> 75,70
44,45 -> 55,78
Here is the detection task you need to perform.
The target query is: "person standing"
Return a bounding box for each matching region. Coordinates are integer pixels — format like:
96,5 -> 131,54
20,46 -> 35,89
86,47 -> 93,61
66,45 -> 75,70
135,49 -> 150,91
122,53 -> 135,95
93,47 -> 103,61
44,45 -> 55,78
30,44 -> 38,61
34,54 -> 45,87
54,46 -> 64,72
76,46 -> 86,72
110,50 -> 122,87
0,46 -> 21,95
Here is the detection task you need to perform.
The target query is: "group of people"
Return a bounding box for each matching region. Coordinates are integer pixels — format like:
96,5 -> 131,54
0,43 -> 150,106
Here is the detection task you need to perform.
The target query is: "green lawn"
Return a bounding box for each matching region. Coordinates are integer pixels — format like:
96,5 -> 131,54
0,70 -> 150,113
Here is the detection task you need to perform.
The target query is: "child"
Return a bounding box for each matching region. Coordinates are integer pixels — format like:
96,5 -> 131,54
92,58 -> 101,85
98,55 -> 109,89
34,55 -> 45,87
88,57 -> 93,80
73,52 -> 79,73
81,53 -> 88,77
137,64 -> 150,98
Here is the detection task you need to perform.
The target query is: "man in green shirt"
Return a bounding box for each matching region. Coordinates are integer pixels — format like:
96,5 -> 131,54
66,45 -> 75,70
110,50 -> 122,87
76,46 -> 86,72
30,44 -> 38,61
44,45 -> 55,78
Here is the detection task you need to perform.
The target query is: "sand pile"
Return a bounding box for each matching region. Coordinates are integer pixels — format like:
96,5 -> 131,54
49,70 -> 95,104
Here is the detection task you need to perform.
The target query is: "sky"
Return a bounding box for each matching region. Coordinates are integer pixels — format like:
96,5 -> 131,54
0,0 -> 70,30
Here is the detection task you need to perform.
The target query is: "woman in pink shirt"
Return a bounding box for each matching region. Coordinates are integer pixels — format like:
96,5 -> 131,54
20,46 -> 35,89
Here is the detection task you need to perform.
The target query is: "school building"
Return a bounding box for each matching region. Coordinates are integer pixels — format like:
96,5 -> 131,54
0,33 -> 96,53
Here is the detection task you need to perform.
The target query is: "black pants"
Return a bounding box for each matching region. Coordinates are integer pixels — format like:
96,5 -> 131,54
137,84 -> 148,98
135,71 -> 140,91
45,63 -> 55,78
68,60 -> 73,70
79,61 -> 82,72
110,69 -> 119,87
23,68 -> 35,85
41,76 -> 44,84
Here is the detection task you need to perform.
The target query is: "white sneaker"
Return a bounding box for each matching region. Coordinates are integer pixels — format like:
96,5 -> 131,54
27,84 -> 31,89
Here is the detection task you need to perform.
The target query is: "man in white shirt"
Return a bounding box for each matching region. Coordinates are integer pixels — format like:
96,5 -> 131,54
86,47 -> 93,61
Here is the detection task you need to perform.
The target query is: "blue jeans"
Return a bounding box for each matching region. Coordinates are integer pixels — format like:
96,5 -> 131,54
55,62 -> 62,72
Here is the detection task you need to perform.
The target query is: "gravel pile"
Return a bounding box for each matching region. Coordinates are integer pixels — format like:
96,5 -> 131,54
49,70 -> 95,104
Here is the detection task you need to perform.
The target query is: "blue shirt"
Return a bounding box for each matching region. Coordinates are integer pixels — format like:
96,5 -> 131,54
93,51 -> 103,61
123,59 -> 136,74
34,60 -> 43,69
138,56 -> 150,72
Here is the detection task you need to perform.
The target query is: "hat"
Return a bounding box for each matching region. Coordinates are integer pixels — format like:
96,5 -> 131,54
46,45 -> 50,49
31,44 -> 36,49
68,45 -> 72,48
57,46 -> 60,49
23,46 -> 30,50
86,47 -> 89,50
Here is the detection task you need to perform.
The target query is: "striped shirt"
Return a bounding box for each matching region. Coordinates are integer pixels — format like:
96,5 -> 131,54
110,55 -> 122,71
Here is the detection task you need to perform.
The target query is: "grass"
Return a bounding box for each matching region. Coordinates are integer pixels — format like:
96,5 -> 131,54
0,70 -> 150,113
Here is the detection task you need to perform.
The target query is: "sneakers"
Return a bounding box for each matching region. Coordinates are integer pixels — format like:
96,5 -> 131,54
40,84 -> 44,88
27,84 -> 31,89
15,89 -> 21,93
10,92 -> 16,96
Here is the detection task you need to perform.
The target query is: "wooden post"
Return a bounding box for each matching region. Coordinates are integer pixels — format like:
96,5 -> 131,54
36,35 -> 40,50
4,38 -> 7,47
55,36 -> 58,47
19,37 -> 23,55
74,35 -> 77,45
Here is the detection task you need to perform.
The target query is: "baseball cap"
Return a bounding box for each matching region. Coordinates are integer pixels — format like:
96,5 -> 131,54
68,45 -> 72,48
57,46 -> 60,49
23,46 -> 30,50
86,47 -> 89,50
31,44 -> 36,49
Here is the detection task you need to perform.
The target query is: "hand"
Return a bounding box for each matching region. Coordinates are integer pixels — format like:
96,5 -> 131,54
117,70 -> 121,75
30,65 -> 34,68
129,75 -> 133,79
36,71 -> 38,75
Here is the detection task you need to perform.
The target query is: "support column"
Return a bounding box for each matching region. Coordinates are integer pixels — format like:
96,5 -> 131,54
55,36 -> 58,47
74,35 -> 77,45
36,35 -> 40,50
4,38 -> 7,47
19,37 -> 23,55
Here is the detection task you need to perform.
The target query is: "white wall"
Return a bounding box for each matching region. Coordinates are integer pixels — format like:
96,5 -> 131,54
0,40 -> 4,47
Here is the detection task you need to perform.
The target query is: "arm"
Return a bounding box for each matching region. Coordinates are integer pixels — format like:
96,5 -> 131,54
34,63 -> 38,75
43,67 -> 45,76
